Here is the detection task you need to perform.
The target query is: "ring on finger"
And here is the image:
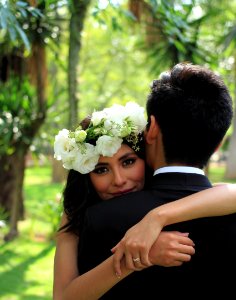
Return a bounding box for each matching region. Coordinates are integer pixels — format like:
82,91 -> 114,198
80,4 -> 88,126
132,257 -> 141,263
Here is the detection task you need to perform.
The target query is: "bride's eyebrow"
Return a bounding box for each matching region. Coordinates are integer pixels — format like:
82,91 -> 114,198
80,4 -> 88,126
118,152 -> 137,161
95,152 -> 136,167
95,162 -> 109,167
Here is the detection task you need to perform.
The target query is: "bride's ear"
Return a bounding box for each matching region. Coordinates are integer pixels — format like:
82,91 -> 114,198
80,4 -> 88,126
145,115 -> 160,144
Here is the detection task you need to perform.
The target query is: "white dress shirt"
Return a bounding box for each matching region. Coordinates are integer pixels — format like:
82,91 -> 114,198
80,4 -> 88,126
153,166 -> 205,176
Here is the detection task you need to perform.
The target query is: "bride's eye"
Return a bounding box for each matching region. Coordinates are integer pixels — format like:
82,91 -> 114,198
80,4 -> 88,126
93,166 -> 109,174
122,158 -> 136,167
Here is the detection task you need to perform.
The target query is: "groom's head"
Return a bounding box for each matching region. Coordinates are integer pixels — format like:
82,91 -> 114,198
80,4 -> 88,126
145,62 -> 233,169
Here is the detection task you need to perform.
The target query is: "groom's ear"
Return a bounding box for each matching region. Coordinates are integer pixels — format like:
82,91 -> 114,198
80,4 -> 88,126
145,115 -> 159,144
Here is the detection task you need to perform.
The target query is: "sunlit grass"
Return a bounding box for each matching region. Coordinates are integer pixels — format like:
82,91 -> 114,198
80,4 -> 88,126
0,165 -> 64,300
0,236 -> 55,300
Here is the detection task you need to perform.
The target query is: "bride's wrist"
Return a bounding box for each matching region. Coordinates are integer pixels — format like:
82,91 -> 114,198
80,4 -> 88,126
146,208 -> 167,228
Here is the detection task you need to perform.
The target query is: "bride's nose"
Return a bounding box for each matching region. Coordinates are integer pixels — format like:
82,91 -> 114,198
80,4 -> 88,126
112,168 -> 126,186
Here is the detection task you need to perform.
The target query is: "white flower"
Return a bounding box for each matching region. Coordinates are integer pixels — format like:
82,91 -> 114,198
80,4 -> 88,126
103,104 -> 127,125
125,102 -> 147,132
96,135 -> 122,157
61,151 -> 77,170
72,143 -> 99,174
91,111 -> 106,126
54,102 -> 146,174
104,119 -> 112,131
109,124 -> 121,137
75,130 -> 87,142
54,129 -> 77,160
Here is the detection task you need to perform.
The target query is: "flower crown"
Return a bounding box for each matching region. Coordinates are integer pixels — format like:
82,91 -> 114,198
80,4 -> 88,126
54,102 -> 147,174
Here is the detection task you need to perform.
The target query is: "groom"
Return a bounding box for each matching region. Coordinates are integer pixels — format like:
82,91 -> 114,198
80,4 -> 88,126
80,63 -> 235,298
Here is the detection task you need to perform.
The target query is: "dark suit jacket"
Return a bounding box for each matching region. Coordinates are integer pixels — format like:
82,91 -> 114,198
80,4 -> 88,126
78,173 -> 236,299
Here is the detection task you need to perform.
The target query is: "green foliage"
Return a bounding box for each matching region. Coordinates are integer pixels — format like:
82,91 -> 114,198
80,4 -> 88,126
141,1 -> 217,74
0,0 -> 66,55
78,6 -> 150,114
41,199 -> 63,240
0,77 -> 37,155
92,0 -> 136,30
0,205 -> 9,221
8,0 -> 235,166
0,0 -> 43,50
24,165 -> 64,240
22,0 -> 65,47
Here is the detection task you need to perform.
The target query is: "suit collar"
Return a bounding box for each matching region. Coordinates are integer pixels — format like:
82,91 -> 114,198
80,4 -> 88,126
150,172 -> 212,192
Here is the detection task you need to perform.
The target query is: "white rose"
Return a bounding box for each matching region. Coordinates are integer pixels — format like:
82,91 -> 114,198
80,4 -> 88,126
103,104 -> 126,124
72,143 -> 99,174
62,151 -> 77,170
54,129 -> 77,160
109,124 -> 121,137
96,135 -> 122,157
125,102 -> 147,132
91,111 -> 106,126
104,119 -> 112,131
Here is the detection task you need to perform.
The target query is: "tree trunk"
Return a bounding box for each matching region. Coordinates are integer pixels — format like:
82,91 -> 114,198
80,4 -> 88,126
68,0 -> 91,128
0,150 -> 26,241
129,0 -> 143,22
1,47 -> 47,241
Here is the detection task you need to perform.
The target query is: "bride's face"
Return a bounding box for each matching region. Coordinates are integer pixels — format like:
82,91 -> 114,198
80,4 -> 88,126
89,144 -> 145,200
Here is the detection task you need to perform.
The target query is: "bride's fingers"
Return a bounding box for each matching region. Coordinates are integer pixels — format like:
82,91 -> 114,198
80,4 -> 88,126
140,250 -> 152,267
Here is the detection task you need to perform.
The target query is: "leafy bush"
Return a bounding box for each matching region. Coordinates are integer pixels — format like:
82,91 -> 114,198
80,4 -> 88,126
0,76 -> 37,155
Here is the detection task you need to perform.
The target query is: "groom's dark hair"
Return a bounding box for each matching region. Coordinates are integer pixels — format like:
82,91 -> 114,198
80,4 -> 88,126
146,62 -> 233,168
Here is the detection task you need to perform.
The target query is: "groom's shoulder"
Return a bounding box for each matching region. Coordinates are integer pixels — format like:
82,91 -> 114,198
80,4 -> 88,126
87,189 -> 160,219
85,189 -> 158,231
92,189 -> 151,208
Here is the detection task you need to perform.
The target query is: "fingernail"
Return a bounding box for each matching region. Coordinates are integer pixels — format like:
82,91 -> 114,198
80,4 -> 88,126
115,272 -> 121,279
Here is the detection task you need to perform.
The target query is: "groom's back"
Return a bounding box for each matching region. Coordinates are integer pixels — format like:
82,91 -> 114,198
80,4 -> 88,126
79,173 -> 236,298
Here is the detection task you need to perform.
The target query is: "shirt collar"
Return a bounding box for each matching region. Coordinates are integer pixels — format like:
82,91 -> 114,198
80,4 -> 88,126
153,166 -> 205,176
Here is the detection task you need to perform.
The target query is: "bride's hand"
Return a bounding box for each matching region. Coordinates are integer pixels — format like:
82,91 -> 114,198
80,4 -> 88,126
111,211 -> 164,276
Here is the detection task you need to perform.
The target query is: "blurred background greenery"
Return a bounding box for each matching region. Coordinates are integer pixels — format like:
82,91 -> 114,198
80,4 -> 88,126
0,0 -> 236,299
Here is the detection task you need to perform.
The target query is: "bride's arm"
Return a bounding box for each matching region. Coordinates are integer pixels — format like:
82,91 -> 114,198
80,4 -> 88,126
54,217 -> 195,299
153,184 -> 236,225
53,214 -> 79,300
62,233 -> 194,299
112,184 -> 236,273
62,255 -> 132,300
